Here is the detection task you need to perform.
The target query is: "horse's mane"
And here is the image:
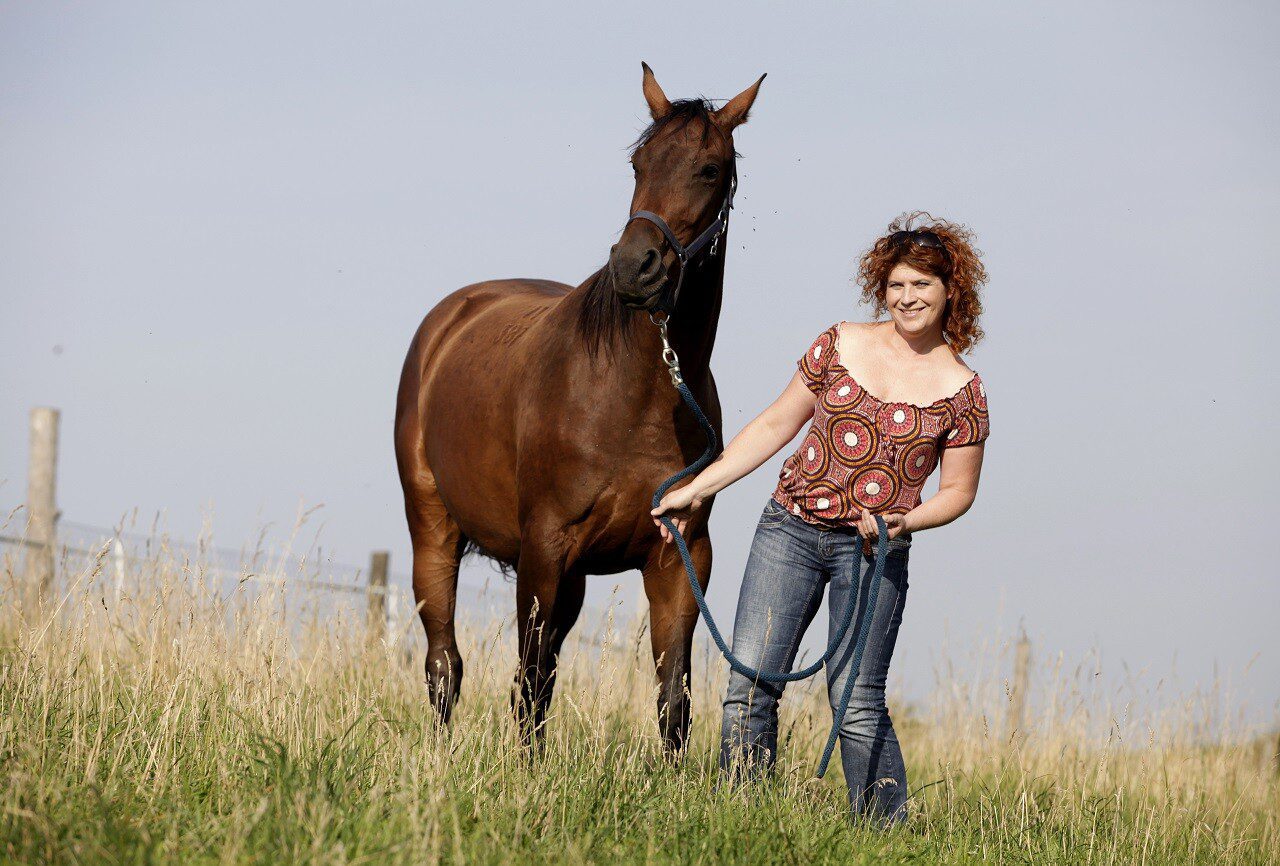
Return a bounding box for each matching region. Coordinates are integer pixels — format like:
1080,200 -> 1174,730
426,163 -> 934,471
630,97 -> 726,154
574,266 -> 636,360
575,99 -> 739,359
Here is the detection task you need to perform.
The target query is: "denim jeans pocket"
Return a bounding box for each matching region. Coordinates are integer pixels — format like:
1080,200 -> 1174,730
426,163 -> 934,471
758,496 -> 789,527
886,533 -> 912,557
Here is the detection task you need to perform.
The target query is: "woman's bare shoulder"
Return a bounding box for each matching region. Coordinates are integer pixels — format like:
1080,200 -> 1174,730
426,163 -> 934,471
836,319 -> 879,342
940,350 -> 978,390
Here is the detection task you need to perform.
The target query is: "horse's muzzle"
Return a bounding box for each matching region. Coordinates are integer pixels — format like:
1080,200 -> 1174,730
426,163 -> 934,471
615,286 -> 665,310
610,258 -> 667,309
609,230 -> 672,306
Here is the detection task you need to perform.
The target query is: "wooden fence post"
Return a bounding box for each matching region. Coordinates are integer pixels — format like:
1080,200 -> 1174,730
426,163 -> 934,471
368,551 -> 389,642
1008,628 -> 1031,740
24,407 -> 60,600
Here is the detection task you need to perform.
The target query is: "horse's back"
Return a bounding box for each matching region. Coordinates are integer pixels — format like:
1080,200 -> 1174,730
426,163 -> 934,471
398,278 -> 569,404
405,277 -> 567,366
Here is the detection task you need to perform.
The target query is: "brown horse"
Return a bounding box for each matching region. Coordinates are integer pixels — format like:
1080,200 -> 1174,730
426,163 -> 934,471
394,64 -> 765,750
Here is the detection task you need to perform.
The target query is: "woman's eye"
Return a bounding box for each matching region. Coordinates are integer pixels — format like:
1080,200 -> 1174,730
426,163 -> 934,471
699,164 -> 720,181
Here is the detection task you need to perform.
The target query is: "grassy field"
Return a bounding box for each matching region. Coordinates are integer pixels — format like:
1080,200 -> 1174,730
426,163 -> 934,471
1,541 -> 1276,865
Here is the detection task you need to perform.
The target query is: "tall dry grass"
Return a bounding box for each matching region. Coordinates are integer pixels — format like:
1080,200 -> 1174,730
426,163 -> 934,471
0,531 -> 1276,864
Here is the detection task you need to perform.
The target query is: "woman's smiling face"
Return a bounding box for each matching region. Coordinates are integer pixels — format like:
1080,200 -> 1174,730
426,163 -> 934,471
885,263 -> 951,337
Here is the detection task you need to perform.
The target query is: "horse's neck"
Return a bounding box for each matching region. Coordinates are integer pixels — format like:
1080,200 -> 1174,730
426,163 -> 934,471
664,258 -> 724,376
558,256 -> 725,389
615,261 -> 723,392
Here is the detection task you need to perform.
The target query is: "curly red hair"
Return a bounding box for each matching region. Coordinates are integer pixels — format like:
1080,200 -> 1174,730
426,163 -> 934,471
856,211 -> 987,355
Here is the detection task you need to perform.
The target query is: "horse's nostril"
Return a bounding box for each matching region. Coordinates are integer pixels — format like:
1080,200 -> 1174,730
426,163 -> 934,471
638,248 -> 660,280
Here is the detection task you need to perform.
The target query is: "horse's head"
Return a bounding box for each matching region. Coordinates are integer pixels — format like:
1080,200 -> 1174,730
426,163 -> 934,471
610,63 -> 765,310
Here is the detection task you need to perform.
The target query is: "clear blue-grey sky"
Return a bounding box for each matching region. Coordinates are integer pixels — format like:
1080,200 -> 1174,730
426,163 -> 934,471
2,2 -> 1277,725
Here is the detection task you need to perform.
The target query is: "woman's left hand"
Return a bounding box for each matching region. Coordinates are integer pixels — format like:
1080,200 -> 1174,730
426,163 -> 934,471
856,509 -> 907,555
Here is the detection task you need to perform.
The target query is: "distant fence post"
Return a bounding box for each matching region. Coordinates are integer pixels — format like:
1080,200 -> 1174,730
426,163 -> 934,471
113,539 -> 126,604
368,551 -> 389,642
1008,628 -> 1031,740
23,407 -> 60,600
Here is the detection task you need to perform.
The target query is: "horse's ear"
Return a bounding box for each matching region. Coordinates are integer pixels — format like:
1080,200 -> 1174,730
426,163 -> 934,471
714,73 -> 767,131
641,61 -> 672,121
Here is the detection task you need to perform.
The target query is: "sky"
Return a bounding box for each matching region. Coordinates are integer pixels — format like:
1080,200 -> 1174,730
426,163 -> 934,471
2,1 -> 1277,728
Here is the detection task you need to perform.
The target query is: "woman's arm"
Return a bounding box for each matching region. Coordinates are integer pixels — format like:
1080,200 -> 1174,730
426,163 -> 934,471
694,370 -> 817,496
901,441 -> 985,533
650,369 -> 816,540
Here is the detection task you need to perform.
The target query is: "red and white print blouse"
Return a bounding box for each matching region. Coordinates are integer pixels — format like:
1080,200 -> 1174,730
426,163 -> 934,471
772,322 -> 990,528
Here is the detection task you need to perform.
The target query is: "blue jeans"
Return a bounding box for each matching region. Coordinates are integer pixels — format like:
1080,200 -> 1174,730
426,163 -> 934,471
719,495 -> 912,825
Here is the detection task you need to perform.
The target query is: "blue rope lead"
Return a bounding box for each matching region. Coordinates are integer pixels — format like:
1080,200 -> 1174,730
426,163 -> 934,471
653,379 -> 888,779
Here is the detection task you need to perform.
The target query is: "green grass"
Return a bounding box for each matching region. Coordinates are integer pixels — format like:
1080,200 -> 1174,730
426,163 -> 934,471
1,549 -> 1275,864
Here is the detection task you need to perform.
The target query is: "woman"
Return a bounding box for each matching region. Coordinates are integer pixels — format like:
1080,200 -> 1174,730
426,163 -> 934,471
650,212 -> 990,825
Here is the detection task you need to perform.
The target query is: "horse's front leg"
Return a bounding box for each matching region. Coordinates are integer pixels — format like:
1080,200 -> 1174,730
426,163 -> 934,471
642,528 -> 712,754
512,527 -> 585,748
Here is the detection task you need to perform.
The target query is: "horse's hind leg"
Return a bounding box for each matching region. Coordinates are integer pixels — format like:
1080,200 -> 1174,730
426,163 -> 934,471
512,529 -> 585,746
403,466 -> 467,722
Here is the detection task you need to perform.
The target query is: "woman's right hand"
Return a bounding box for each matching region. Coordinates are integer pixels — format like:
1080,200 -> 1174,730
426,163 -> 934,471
650,483 -> 705,544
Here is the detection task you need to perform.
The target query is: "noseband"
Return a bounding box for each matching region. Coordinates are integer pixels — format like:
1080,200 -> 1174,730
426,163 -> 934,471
624,164 -> 738,314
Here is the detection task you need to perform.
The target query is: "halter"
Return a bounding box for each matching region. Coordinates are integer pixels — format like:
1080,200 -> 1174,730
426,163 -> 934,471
624,164 -> 737,314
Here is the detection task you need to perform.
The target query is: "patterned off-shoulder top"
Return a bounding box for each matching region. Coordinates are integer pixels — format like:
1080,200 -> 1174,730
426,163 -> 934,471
772,322 -> 990,528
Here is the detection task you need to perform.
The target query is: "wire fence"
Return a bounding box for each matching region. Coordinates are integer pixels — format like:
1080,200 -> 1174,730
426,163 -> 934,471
0,515 -> 637,658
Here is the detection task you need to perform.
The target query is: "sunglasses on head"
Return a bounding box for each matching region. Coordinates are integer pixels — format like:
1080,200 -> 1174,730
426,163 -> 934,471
889,229 -> 945,250
888,229 -> 951,269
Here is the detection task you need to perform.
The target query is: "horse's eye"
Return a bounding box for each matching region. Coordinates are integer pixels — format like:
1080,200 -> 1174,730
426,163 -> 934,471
699,163 -> 720,181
